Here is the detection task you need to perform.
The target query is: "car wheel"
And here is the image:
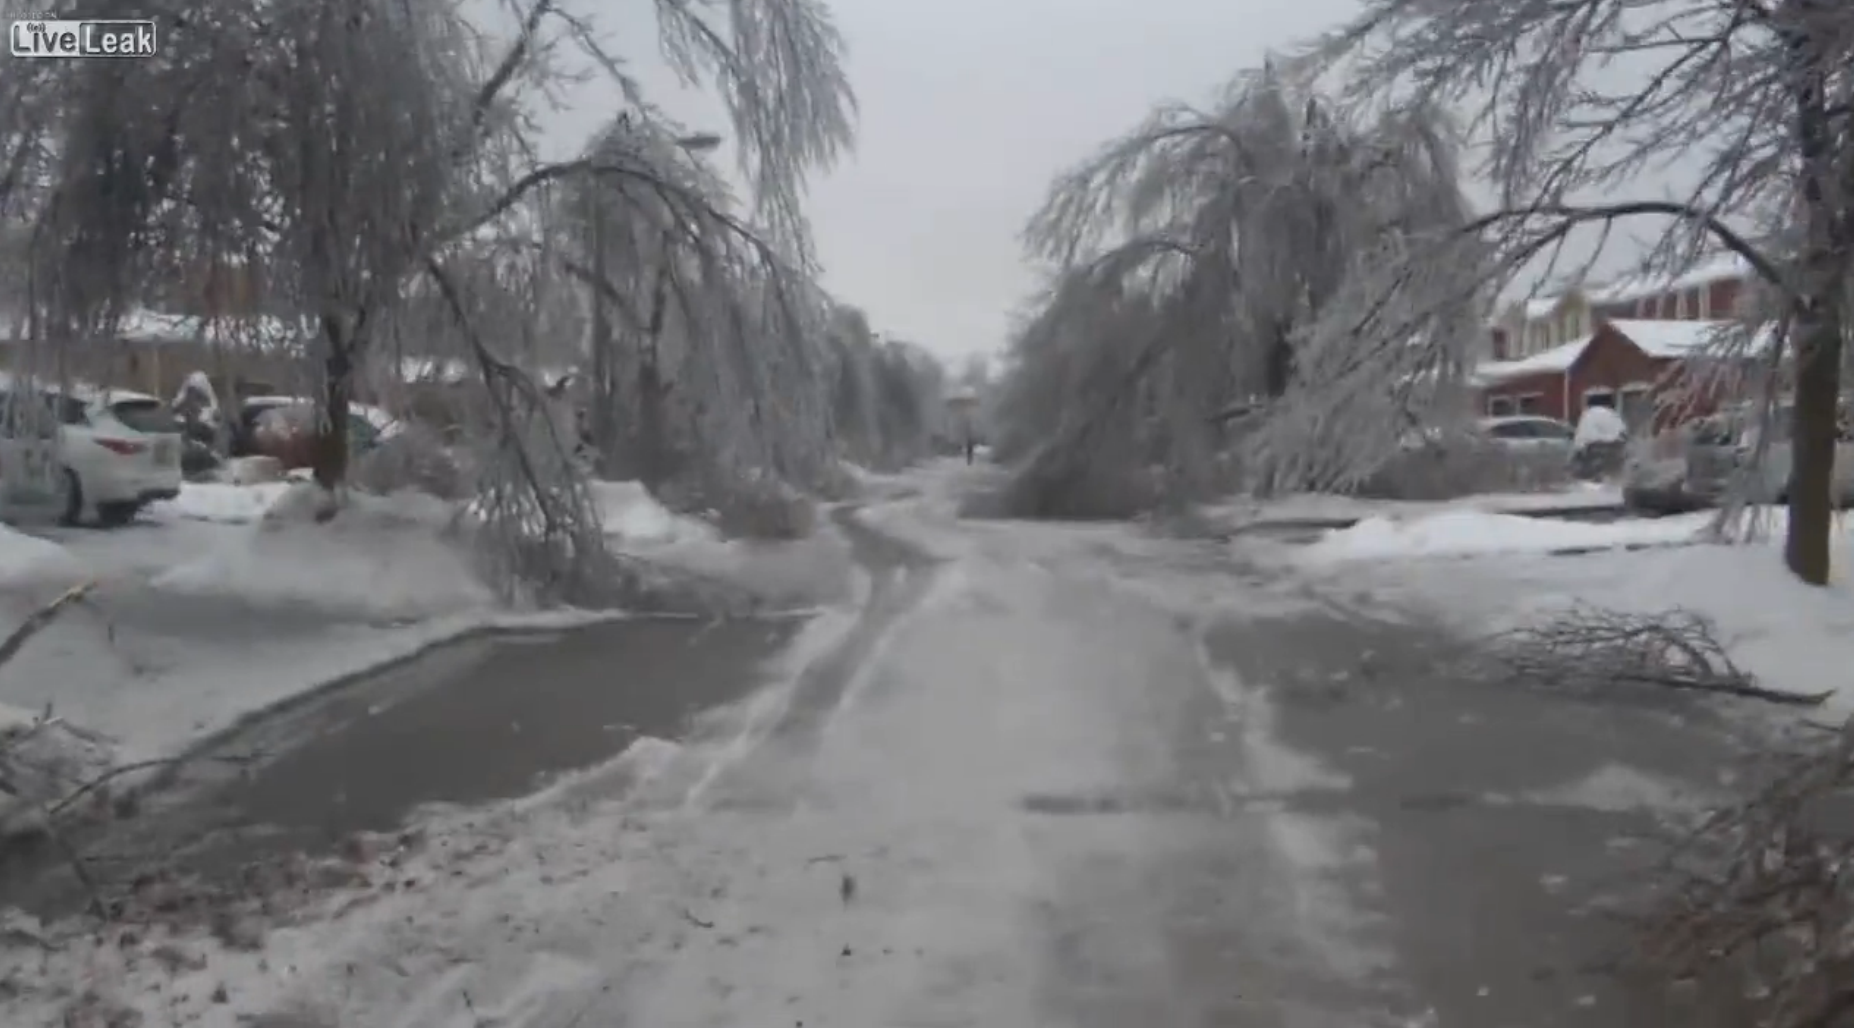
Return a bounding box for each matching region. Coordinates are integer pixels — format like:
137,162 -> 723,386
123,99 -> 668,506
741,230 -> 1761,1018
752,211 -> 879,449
57,468 -> 84,527
96,501 -> 139,528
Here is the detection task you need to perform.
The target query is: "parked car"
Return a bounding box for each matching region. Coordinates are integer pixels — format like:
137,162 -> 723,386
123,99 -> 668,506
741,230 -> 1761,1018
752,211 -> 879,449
1478,415 -> 1577,457
1683,400 -> 1854,506
229,395 -> 387,470
0,386 -> 183,526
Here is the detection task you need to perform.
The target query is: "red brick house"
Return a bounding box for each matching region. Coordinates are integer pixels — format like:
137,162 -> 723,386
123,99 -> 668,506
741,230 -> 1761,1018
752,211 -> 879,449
1476,255 -> 1761,429
1474,319 -> 1762,430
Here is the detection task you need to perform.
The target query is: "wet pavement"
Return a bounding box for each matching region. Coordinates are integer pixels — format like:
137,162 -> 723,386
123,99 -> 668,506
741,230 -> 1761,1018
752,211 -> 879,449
1193,594 -> 1768,1027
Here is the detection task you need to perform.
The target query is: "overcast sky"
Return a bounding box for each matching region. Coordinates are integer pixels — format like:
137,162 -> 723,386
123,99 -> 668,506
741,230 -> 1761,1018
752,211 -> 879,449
539,0 -> 1362,365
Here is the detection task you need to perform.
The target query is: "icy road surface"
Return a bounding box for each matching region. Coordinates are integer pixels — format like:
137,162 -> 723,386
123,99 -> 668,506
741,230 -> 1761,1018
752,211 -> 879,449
5,469 -> 1761,1028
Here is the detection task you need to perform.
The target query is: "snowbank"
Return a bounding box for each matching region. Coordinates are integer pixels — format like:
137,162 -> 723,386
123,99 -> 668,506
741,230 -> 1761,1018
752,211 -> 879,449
1299,509 -> 1854,709
1301,509 -> 1709,563
1206,482 -> 1625,529
153,483 -> 492,619
590,479 -> 717,546
147,481 -> 295,525
0,524 -> 86,592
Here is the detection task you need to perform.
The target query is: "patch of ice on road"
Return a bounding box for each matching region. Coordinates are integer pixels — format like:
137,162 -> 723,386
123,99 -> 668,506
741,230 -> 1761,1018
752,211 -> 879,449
146,481 -> 294,524
1300,508 -> 1709,563
1195,634 -> 1350,794
1188,629 -> 1382,985
152,483 -> 491,618
0,522 -> 86,591
1525,763 -> 1711,815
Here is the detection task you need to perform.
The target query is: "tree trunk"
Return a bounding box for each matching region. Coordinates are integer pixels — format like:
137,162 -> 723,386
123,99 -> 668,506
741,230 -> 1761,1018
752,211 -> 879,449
1264,325 -> 1294,398
1781,7 -> 1843,586
586,197 -> 622,479
1784,317 -> 1841,584
312,316 -> 352,498
636,246 -> 675,489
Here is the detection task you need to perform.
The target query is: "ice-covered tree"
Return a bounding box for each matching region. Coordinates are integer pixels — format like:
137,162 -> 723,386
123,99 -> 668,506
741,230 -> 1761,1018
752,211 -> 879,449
1304,0 -> 1854,584
7,0 -> 856,598
995,66 -> 1479,516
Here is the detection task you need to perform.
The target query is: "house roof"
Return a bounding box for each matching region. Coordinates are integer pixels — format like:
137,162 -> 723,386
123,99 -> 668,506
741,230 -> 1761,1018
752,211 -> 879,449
1471,335 -> 1593,385
1585,253 -> 1751,306
1490,252 -> 1755,328
1473,318 -> 1777,386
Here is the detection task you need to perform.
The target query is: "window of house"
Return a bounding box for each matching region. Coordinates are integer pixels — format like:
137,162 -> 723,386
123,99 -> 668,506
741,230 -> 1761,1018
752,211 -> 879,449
1488,395 -> 1516,417
1619,385 -> 1654,429
1673,289 -> 1688,319
1515,393 -> 1544,414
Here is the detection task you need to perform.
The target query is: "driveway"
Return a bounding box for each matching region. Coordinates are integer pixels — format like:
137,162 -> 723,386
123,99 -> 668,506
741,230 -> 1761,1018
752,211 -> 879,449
0,475 -> 1770,1027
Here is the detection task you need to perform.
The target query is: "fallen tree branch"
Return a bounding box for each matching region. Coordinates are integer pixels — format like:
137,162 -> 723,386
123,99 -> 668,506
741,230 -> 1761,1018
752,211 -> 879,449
1640,719 -> 1854,1028
0,580 -> 95,671
1482,604 -> 1827,707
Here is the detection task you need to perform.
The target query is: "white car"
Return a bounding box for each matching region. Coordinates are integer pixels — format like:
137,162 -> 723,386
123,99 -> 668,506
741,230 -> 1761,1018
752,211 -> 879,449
0,386 -> 182,527
1478,415 -> 1577,457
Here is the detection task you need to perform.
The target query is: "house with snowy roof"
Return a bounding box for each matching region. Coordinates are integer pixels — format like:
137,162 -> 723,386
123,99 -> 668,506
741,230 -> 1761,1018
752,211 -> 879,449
1473,254 -> 1762,429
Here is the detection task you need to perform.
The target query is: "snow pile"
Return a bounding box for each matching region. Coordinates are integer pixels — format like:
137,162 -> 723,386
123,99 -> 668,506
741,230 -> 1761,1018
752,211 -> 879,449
147,481 -> 295,524
153,483 -> 492,619
589,479 -> 717,546
0,524 -> 86,591
1205,482 -> 1625,529
1573,406 -> 1627,448
1315,512 -> 1854,708
1300,509 -> 1709,563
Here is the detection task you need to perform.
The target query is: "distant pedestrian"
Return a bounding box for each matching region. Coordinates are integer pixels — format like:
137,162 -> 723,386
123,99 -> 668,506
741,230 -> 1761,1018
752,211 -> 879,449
964,437 -> 975,464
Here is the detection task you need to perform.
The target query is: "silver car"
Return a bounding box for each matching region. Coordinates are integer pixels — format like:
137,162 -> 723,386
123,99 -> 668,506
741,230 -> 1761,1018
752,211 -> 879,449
1477,415 -> 1577,458
1683,401 -> 1854,505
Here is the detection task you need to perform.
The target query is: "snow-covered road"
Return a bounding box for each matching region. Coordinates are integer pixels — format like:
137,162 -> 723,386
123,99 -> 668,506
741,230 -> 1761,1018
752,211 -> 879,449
3,476 -> 1764,1027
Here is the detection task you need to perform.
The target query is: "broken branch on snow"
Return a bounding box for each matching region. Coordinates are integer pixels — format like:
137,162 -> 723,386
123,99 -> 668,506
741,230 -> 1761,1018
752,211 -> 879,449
1484,604 -> 1827,707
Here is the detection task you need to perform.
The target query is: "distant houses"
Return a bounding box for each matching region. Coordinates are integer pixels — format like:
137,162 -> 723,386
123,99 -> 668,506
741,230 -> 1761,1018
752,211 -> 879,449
1473,255 -> 1764,430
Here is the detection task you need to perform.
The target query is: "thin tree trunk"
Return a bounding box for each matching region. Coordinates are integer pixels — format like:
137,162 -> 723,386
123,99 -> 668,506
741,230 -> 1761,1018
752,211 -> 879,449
586,197 -> 620,478
636,240 -> 674,488
1785,317 -> 1841,584
312,315 -> 352,496
1264,327 -> 1294,398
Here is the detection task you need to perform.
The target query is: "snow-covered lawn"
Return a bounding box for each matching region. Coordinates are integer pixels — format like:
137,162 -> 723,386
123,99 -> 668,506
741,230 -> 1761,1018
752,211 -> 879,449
152,486 -> 492,619
147,481 -> 296,525
1300,508 -> 1709,563
1280,506 -> 1854,711
0,477 -> 847,771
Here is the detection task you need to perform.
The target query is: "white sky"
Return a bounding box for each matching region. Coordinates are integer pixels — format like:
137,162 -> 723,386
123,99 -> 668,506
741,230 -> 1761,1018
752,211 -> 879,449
536,0 -> 1364,365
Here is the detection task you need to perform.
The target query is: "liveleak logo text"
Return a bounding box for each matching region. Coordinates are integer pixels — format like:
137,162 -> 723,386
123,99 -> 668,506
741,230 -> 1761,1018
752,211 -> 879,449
9,19 -> 157,58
